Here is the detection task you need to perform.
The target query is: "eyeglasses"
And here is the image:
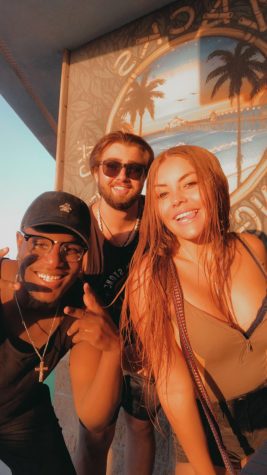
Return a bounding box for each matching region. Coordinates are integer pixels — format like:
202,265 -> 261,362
98,160 -> 147,180
21,232 -> 87,263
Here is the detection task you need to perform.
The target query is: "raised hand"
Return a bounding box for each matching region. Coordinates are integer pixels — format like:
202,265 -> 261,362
65,282 -> 120,352
0,248 -> 20,292
0,248 -> 9,258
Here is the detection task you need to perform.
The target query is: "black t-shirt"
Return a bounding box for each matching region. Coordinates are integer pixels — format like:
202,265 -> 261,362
0,277 -> 84,428
84,201 -> 143,327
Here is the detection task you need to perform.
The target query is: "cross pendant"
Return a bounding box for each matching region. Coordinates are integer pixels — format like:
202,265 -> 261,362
35,359 -> 48,383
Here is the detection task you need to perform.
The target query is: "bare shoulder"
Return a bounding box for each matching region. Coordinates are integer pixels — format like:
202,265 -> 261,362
238,232 -> 267,269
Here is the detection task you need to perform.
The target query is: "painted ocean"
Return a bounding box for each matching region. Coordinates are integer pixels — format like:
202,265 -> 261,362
146,127 -> 266,193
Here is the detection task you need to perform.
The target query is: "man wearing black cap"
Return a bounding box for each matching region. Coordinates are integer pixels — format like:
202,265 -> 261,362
0,191 -> 121,475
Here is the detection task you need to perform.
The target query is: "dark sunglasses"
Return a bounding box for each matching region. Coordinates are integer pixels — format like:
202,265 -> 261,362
98,160 -> 147,180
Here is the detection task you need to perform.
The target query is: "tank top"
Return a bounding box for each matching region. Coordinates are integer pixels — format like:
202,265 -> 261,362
172,237 -> 267,402
84,200 -> 144,327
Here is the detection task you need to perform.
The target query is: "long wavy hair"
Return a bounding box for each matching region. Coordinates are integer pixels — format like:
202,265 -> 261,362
122,145 -> 236,387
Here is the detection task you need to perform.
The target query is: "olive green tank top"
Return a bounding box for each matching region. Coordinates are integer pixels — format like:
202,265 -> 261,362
172,238 -> 267,402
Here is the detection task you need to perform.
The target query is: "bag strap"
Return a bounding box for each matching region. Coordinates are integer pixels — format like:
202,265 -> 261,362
170,260 -> 235,474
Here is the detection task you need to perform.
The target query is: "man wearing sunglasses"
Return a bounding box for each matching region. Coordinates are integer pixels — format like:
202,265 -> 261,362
0,191 -> 122,475
75,132 -> 157,475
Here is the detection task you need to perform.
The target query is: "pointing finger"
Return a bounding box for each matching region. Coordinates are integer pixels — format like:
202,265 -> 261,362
83,282 -> 102,310
64,306 -> 87,319
0,247 -> 9,258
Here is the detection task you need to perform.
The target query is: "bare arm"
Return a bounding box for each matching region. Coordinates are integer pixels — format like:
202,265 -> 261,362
156,333 -> 216,475
66,283 -> 122,431
129,267 -> 216,475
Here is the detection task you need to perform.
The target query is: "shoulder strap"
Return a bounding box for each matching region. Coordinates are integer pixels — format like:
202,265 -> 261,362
170,260 -> 235,475
236,234 -> 267,279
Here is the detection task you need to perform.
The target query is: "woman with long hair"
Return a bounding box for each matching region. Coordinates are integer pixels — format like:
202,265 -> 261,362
122,145 -> 266,474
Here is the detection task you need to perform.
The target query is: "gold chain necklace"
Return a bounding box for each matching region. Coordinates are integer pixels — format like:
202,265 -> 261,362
96,203 -> 140,247
14,292 -> 59,383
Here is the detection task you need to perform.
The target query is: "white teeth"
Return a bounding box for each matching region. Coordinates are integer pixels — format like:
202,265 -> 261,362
175,210 -> 197,221
37,273 -> 61,282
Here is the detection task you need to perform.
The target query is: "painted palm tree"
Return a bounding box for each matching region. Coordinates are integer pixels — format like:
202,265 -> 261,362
111,111 -> 134,134
250,57 -> 267,99
122,70 -> 165,135
206,42 -> 263,186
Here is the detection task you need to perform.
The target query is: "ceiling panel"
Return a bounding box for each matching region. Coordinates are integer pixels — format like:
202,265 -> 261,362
0,0 -> 172,156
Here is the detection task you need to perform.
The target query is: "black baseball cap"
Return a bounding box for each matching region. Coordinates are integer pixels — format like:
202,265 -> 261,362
21,191 -> 90,247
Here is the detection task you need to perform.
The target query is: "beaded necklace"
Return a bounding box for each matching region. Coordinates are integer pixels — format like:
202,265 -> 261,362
96,202 -> 140,247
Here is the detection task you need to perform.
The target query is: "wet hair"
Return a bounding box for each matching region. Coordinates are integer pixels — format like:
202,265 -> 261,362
144,145 -> 231,255
89,131 -> 154,172
122,145 -> 236,395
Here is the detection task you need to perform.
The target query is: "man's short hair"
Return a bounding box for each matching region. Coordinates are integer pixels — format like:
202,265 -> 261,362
89,131 -> 154,173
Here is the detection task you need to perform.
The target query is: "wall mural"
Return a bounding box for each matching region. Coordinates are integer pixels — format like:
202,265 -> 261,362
63,0 -> 267,234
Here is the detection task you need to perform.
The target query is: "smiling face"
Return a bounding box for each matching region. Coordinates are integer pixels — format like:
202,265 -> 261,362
155,155 -> 207,244
93,142 -> 149,210
16,227 -> 82,307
